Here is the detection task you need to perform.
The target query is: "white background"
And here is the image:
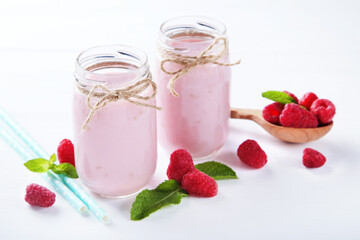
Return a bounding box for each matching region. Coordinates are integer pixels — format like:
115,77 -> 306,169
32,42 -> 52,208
0,0 -> 359,239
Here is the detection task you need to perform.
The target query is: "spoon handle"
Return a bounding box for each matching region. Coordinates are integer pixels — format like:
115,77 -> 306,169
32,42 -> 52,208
230,108 -> 262,120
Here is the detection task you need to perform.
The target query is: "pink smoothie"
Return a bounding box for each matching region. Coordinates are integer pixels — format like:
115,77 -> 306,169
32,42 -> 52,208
73,69 -> 157,197
156,35 -> 231,158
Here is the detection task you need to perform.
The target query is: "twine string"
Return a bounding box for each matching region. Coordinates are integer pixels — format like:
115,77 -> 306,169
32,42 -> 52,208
160,37 -> 241,96
76,77 -> 161,131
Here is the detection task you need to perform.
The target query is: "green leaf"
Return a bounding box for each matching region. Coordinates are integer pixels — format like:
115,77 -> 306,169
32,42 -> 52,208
24,158 -> 51,173
195,161 -> 238,180
51,163 -> 78,178
49,154 -> 57,164
156,179 -> 179,191
262,91 -> 297,104
131,180 -> 187,221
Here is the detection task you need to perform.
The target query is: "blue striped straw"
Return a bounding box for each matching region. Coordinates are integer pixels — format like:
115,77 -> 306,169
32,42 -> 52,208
0,107 -> 109,223
0,120 -> 88,214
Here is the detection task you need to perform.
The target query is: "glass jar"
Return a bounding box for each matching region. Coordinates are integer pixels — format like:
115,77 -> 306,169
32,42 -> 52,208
156,16 -> 233,159
73,45 -> 158,197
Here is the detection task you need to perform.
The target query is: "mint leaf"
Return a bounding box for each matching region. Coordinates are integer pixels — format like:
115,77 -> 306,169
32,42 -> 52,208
49,154 -> 57,165
131,180 -> 187,221
51,163 -> 78,178
156,179 -> 180,191
262,91 -> 297,104
24,158 -> 51,173
156,179 -> 188,196
195,161 -> 238,180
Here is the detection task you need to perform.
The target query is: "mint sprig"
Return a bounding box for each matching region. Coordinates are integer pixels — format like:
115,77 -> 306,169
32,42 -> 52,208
130,161 -> 237,220
195,161 -> 238,180
131,180 -> 188,221
24,153 -> 78,178
262,91 -> 297,104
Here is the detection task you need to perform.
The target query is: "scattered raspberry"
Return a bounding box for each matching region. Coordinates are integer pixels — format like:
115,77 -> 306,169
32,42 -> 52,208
303,148 -> 326,168
25,184 -> 56,207
284,91 -> 299,103
181,169 -> 218,197
262,102 -> 285,125
57,139 -> 75,167
299,92 -> 318,110
310,99 -> 336,125
279,103 -> 318,128
167,149 -> 195,183
237,140 -> 267,168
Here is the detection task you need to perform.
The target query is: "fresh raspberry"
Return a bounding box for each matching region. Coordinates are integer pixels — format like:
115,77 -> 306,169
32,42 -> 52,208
310,99 -> 336,125
299,92 -> 318,110
167,149 -> 195,183
262,102 -> 285,125
279,103 -> 318,128
237,140 -> 267,169
303,148 -> 326,168
25,183 -> 56,207
57,139 -> 75,167
284,91 -> 299,103
181,169 -> 218,197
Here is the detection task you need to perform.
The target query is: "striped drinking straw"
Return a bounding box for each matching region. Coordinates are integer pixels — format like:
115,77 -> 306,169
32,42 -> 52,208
0,107 -> 109,223
0,120 -> 88,214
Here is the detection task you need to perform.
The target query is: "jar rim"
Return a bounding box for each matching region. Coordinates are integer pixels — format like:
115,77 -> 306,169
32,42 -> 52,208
75,44 -> 149,85
159,15 -> 227,44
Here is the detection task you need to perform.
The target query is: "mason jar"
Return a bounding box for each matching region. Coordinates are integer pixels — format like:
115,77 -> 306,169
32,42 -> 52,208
73,45 -> 158,197
156,16 -> 237,159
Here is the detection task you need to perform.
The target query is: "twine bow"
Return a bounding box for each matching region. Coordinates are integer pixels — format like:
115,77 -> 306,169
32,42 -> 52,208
77,77 -> 161,131
160,37 -> 241,97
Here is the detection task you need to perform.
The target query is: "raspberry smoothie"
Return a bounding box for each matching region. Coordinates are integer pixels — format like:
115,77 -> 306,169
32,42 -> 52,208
73,45 -> 157,197
156,16 -> 232,158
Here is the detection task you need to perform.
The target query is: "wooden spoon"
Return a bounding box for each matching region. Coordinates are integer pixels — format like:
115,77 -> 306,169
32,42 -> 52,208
230,108 -> 333,143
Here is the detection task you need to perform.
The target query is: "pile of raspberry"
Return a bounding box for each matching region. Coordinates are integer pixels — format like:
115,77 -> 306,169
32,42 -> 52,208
263,91 -> 336,128
167,149 -> 217,197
